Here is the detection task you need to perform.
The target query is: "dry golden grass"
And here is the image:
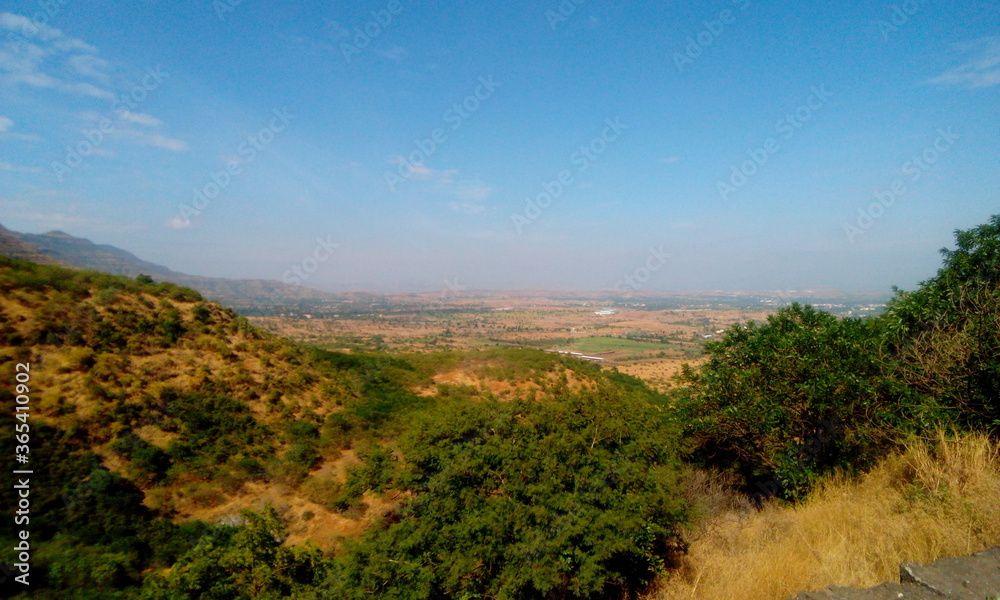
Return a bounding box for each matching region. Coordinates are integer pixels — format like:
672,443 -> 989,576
650,432 -> 1000,600
412,364 -> 594,400
615,357 -> 701,392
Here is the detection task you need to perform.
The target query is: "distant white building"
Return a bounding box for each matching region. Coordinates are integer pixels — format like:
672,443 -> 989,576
594,309 -> 617,316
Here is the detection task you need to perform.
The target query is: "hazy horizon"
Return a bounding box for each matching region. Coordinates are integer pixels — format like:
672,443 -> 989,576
1,1 -> 997,294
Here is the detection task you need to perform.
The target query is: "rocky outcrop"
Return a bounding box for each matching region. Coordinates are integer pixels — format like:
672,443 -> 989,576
790,547 -> 1000,600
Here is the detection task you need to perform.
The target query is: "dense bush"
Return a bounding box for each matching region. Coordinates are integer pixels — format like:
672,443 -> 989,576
138,507 -> 326,600
0,424 -> 198,599
311,349 -> 427,435
158,389 -> 272,476
883,215 -> 1000,430
331,384 -> 689,600
676,304 -> 945,497
110,433 -> 172,483
677,215 -> 1000,498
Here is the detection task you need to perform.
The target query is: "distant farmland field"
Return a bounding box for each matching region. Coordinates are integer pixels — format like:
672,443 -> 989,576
566,336 -> 669,354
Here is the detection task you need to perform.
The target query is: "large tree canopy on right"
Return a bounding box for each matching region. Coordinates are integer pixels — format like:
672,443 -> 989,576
678,215 -> 1000,498
884,214 -> 1000,426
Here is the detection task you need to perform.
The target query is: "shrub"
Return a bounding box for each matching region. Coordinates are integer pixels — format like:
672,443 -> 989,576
676,303 -> 943,498
62,347 -> 97,371
190,303 -> 212,323
331,385 -> 689,600
883,214 -> 1000,430
138,507 -> 326,599
285,442 -> 320,470
93,288 -> 119,306
110,433 -> 171,483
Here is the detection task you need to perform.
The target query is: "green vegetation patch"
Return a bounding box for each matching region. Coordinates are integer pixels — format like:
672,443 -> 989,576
331,384 -> 689,600
568,336 -> 670,354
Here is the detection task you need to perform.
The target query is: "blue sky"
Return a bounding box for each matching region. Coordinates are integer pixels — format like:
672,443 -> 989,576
1,0 -> 997,293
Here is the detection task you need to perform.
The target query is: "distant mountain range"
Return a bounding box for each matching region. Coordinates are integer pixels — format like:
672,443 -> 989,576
0,223 -> 336,305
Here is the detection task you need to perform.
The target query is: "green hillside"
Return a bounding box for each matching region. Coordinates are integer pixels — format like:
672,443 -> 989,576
0,257 -> 689,599
0,215 -> 997,600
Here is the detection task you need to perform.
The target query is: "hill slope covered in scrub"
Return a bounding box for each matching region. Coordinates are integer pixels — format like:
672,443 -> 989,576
0,214 -> 997,600
0,257 -> 689,599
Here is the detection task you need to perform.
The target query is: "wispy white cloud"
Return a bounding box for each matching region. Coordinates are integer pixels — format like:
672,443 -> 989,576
385,156 -> 496,214
444,179 -> 495,214
387,157 -> 441,182
67,54 -> 110,82
76,105 -> 187,153
376,45 -> 409,61
0,201 -> 145,233
448,180 -> 495,203
166,216 -> 193,229
0,115 -> 42,141
0,161 -> 42,173
660,156 -> 681,164
929,36 -> 1000,88
0,13 -> 61,42
0,11 -> 114,99
117,130 -> 189,152
120,111 -> 163,127
141,133 -> 188,152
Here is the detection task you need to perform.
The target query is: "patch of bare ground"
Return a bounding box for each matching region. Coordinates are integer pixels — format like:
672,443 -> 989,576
152,449 -> 402,554
615,357 -> 701,391
413,364 -> 594,399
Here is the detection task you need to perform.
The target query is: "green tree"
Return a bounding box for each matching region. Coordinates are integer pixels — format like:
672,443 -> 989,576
676,303 -> 942,498
884,214 -> 1000,429
140,507 -> 326,600
331,384 -> 689,600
